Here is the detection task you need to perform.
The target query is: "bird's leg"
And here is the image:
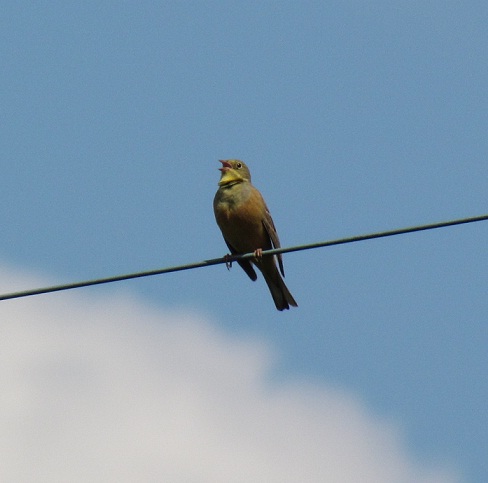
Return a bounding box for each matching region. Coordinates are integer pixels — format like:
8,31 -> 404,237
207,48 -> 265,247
253,248 -> 263,260
223,254 -> 233,270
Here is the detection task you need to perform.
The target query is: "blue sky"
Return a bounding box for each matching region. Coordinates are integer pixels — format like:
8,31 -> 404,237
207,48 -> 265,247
1,2 -> 487,481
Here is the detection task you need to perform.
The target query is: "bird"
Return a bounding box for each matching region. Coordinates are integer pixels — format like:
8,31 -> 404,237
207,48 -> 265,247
213,159 -> 298,311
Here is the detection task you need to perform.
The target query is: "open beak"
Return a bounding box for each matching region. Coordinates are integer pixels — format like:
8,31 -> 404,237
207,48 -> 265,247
218,160 -> 232,172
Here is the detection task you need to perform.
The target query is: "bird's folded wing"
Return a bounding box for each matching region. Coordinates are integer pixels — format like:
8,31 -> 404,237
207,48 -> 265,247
262,208 -> 285,277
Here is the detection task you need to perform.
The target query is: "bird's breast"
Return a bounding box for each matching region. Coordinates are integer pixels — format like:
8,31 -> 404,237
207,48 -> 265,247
213,184 -> 270,253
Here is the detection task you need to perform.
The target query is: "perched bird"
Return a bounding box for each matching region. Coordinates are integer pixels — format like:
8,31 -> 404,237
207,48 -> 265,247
213,159 -> 298,311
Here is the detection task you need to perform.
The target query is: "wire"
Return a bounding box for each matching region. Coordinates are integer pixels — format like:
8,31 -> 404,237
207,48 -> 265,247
1,213 -> 487,302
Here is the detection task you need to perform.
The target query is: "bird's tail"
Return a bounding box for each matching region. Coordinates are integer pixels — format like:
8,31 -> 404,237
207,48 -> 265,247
263,271 -> 298,311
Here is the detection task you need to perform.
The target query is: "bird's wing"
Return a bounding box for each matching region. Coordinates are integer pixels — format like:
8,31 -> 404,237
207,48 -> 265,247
224,239 -> 258,281
262,206 -> 285,277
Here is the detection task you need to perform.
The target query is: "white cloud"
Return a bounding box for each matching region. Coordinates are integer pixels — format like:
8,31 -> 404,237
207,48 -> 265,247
0,266 -> 460,483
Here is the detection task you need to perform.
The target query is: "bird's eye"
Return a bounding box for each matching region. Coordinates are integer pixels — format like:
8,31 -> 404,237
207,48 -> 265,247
236,162 -> 242,169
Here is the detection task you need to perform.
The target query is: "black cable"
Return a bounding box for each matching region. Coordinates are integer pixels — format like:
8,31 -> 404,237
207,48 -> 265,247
1,213 -> 487,301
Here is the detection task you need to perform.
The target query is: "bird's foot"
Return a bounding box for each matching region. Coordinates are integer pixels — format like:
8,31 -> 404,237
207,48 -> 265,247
253,248 -> 263,260
224,254 -> 233,270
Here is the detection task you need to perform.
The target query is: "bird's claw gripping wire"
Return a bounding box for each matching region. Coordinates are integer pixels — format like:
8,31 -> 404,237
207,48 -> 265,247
224,254 -> 233,270
253,248 -> 263,260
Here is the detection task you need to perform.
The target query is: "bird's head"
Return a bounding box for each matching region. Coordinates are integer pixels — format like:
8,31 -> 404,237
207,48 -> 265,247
217,159 -> 251,186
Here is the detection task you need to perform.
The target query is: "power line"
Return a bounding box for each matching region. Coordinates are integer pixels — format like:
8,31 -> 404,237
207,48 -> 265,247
1,213 -> 487,302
